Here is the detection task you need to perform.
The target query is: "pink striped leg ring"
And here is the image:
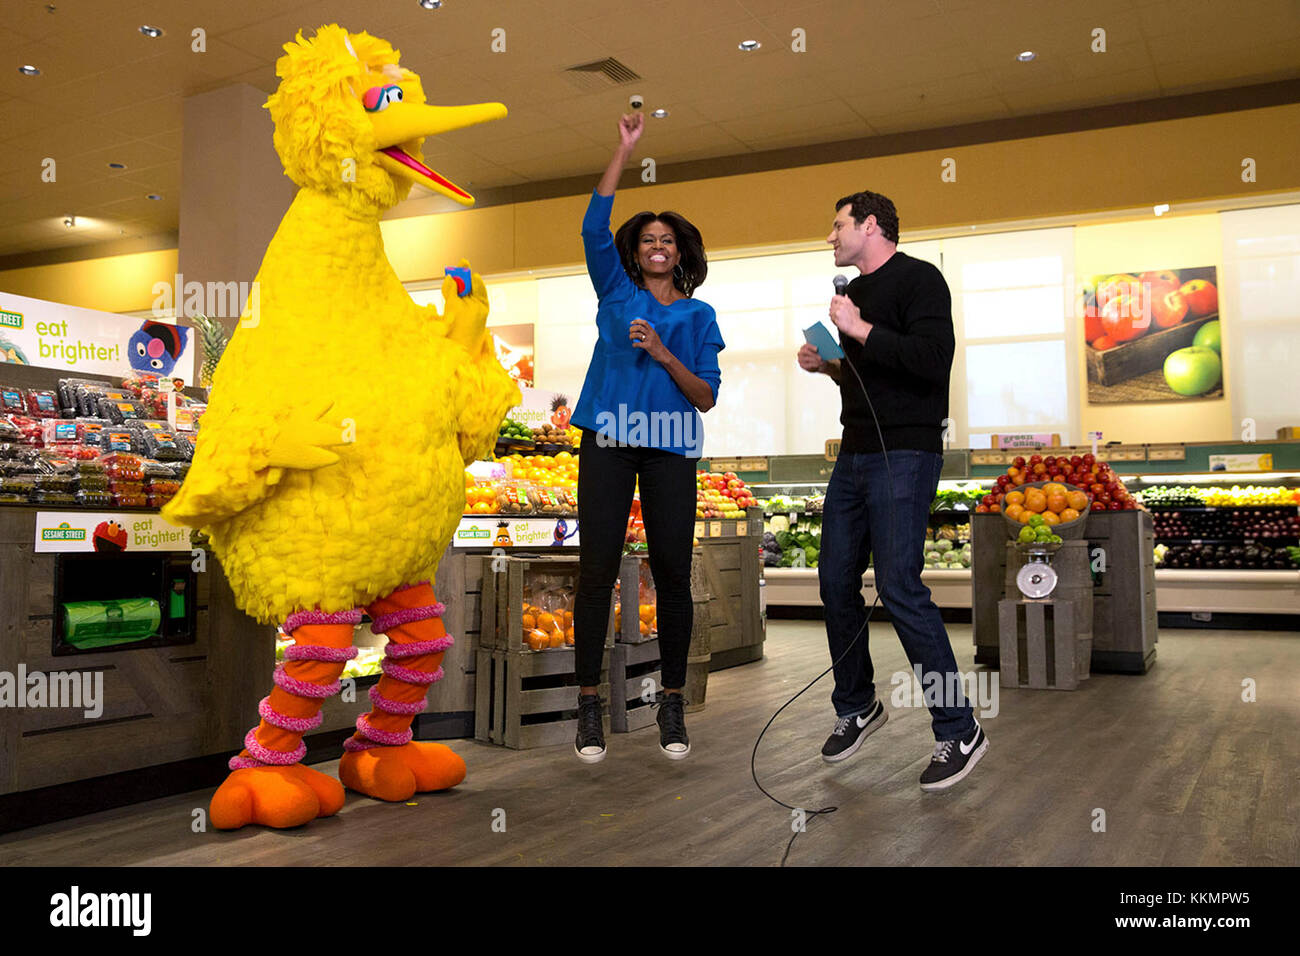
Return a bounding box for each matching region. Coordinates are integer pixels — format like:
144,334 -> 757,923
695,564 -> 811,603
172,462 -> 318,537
258,696 -> 324,733
272,665 -> 342,698
284,644 -> 359,663
370,602 -> 445,635
238,728 -> 306,767
368,684 -> 428,716
384,635 -> 454,659
380,657 -> 444,685
282,608 -> 363,636
345,714 -> 414,750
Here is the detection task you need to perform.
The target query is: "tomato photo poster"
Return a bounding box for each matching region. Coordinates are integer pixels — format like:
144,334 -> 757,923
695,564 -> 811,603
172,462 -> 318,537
1081,266 -> 1222,404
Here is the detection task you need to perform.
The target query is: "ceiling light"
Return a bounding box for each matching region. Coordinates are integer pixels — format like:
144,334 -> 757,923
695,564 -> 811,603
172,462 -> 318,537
63,216 -> 76,229
107,162 -> 126,170
19,64 -> 41,76
139,25 -> 164,38
651,108 -> 669,119
146,193 -> 163,201
1016,50 -> 1036,62
1153,203 -> 1170,216
418,0 -> 442,8
739,40 -> 761,52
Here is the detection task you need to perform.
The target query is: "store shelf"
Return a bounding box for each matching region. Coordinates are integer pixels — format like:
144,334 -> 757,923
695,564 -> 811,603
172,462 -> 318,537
764,567 -> 972,608
1153,568 -> 1300,615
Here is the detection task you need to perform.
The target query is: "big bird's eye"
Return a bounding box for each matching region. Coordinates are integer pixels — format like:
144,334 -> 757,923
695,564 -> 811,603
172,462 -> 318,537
363,84 -> 404,112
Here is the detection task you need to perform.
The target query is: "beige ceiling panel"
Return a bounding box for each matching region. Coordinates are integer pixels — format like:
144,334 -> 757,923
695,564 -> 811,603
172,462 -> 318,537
503,144 -> 611,181
864,96 -> 1012,135
999,67 -> 1164,113
92,94 -> 187,143
579,0 -> 759,43
720,98 -> 864,144
1064,42 -> 1153,82
742,120 -> 880,152
217,2 -> 377,58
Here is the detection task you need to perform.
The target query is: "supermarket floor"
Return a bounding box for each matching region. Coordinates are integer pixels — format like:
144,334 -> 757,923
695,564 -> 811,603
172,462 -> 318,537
1,620 -> 1297,867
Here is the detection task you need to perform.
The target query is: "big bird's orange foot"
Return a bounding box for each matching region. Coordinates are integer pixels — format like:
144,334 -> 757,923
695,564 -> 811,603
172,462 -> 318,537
209,764 -> 346,831
338,741 -> 466,802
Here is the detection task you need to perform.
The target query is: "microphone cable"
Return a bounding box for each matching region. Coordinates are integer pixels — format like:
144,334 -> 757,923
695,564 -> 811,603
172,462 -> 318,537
750,278 -> 898,867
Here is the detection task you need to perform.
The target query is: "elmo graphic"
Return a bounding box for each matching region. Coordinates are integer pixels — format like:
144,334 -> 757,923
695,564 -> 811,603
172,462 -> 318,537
92,521 -> 129,553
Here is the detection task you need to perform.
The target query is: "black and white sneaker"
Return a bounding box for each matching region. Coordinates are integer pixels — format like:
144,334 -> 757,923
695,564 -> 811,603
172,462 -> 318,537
654,692 -> 690,759
821,699 -> 888,763
919,721 -> 988,791
574,693 -> 606,764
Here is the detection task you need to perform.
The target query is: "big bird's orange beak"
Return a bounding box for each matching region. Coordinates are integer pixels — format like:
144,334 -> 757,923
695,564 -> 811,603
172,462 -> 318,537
370,101 -> 507,206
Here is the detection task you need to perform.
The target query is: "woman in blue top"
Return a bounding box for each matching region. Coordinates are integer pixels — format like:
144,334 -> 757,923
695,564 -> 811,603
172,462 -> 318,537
572,112 -> 725,764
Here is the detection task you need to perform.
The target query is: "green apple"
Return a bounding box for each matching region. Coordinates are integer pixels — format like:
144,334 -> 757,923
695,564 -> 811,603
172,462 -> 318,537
1163,346 -> 1222,396
1192,319 -> 1221,354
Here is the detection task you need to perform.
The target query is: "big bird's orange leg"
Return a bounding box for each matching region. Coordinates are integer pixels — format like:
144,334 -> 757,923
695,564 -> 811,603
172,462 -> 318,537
338,582 -> 467,802
209,613 -> 360,830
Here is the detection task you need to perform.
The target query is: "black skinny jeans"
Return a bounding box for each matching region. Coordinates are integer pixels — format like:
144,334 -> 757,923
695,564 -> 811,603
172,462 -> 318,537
574,429 -> 698,689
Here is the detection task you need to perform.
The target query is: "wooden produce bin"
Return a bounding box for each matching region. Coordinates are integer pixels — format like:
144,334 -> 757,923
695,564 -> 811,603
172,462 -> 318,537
0,506 -> 271,799
609,638 -> 662,733
973,511 -> 1157,674
474,647 -> 610,749
693,508 -> 765,670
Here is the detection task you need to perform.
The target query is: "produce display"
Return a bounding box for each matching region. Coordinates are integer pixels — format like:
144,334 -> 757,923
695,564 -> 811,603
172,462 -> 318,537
1138,484 -> 1300,507
1150,508 -> 1300,541
697,471 -> 757,519
1015,513 -> 1065,546
496,418 -> 532,443
980,453 -> 1138,514
519,579 -> 576,650
1141,481 -> 1300,572
1155,542 -> 1297,570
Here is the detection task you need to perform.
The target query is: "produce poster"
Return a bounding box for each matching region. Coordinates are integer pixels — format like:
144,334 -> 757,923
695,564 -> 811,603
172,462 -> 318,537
1081,266 -> 1221,404
34,512 -> 193,554
0,291 -> 195,383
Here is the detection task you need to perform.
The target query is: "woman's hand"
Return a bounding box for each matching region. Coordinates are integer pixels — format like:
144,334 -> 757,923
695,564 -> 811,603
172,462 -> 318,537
629,318 -> 668,362
618,112 -> 644,151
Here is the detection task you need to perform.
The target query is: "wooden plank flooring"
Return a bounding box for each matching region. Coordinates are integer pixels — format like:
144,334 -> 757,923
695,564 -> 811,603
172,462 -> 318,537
0,620 -> 1296,866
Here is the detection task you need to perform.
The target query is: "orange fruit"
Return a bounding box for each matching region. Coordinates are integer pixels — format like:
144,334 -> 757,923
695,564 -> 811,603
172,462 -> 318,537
548,630 -> 564,648
639,619 -> 650,635
536,612 -> 555,629
1042,510 -> 1061,525
521,612 -> 536,630
1042,482 -> 1067,497
1025,491 -> 1047,513
1018,509 -> 1034,524
1066,490 -> 1088,511
639,603 -> 655,622
1004,490 -> 1025,507
472,501 -> 491,514
1046,493 -> 1067,514
1004,503 -> 1024,521
989,503 -> 1001,513
526,630 -> 548,651
1060,507 -> 1080,523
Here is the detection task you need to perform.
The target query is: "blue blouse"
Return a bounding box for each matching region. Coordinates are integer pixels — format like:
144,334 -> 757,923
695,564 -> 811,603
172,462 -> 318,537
571,190 -> 725,458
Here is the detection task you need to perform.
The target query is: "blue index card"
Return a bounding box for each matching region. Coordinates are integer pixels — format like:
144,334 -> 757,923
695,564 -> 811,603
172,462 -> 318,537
803,321 -> 845,361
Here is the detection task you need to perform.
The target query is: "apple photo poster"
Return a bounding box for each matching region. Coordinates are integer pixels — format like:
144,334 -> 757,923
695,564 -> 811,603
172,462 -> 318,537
1082,266 -> 1221,403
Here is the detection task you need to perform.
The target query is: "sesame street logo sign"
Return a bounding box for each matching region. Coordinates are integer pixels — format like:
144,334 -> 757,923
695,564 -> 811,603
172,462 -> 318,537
41,523 -> 86,542
35,513 -> 192,553
0,291 -> 194,382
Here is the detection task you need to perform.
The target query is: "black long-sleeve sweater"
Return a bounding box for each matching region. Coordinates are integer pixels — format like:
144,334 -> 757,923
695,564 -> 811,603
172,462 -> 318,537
837,251 -> 955,455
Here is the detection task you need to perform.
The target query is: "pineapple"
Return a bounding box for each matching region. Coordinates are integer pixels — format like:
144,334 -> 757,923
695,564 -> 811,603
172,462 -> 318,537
191,314 -> 229,392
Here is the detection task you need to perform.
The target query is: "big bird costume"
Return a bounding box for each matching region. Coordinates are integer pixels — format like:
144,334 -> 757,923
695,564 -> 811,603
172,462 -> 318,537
162,25 -> 519,830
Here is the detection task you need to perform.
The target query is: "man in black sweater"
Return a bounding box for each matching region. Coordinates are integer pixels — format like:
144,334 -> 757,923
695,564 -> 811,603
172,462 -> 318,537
796,190 -> 988,791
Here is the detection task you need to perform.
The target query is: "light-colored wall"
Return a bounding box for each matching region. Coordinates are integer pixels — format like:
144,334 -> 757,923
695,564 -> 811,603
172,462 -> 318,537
0,249 -> 178,313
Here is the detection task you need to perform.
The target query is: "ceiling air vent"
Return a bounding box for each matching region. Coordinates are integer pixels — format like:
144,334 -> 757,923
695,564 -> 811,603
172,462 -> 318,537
563,57 -> 641,93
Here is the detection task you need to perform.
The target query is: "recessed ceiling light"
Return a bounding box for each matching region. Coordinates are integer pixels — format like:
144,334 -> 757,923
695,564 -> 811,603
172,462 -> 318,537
63,216 -> 77,229
1016,50 -> 1036,62
146,193 -> 163,201
19,64 -> 41,76
1153,203 -> 1170,217
651,108 -> 669,119
139,25 -> 164,38
418,0 -> 442,9
107,162 -> 126,170
739,40 -> 761,52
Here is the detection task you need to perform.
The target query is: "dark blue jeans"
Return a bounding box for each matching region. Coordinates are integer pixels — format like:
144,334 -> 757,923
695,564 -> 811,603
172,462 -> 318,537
818,450 -> 975,741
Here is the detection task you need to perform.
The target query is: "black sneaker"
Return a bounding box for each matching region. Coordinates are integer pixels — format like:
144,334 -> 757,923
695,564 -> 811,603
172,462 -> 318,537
821,699 -> 888,763
919,721 -> 988,792
574,694 -> 606,764
654,692 -> 690,759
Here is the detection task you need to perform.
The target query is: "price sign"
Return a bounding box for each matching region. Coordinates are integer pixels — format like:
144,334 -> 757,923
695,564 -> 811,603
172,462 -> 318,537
709,521 -> 722,538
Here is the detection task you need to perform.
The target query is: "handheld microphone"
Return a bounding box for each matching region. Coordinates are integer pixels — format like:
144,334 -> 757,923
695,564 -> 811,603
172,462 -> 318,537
833,274 -> 849,296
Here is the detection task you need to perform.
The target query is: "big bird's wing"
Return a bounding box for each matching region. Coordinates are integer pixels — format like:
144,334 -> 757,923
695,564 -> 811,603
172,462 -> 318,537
435,260 -> 521,464
162,332 -> 350,530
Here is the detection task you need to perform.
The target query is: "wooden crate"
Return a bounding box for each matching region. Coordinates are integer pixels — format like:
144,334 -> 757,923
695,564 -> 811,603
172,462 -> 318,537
610,639 -> 662,732
480,553 -> 613,652
474,647 -> 609,749
1086,312 -> 1217,387
693,537 -> 764,669
616,553 -> 658,644
998,598 -> 1092,690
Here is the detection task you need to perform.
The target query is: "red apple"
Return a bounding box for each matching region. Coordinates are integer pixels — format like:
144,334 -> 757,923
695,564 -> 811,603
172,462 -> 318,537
1092,335 -> 1117,351
1013,456 -> 1026,468
1083,454 -> 1095,466
1152,288 -> 1189,329
1178,279 -> 1217,317
1029,455 -> 1043,465
1101,293 -> 1152,343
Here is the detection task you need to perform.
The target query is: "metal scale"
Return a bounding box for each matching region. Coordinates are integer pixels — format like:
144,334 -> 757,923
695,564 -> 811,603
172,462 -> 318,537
1015,541 -> 1062,599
